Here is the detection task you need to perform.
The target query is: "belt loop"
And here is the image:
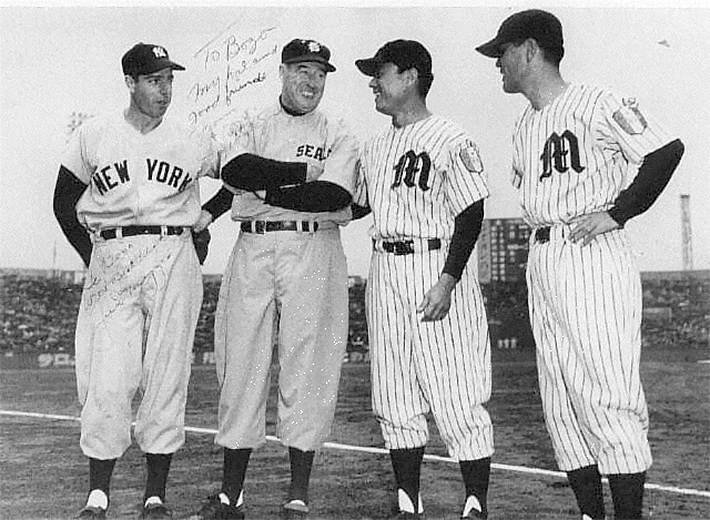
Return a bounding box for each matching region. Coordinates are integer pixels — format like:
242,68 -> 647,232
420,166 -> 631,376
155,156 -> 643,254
160,225 -> 167,237
115,227 -> 123,239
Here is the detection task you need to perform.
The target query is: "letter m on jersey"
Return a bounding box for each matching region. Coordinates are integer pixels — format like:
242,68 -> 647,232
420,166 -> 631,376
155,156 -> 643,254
392,150 -> 431,191
539,130 -> 585,181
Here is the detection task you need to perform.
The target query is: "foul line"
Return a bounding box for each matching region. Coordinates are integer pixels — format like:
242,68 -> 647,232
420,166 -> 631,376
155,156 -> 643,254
3,410 -> 709,500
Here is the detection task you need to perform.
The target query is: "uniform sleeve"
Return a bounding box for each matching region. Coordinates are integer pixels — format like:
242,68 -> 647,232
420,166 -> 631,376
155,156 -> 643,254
596,89 -> 675,165
446,133 -> 490,215
353,153 -> 369,207
61,121 -> 96,185
316,117 -> 359,195
195,128 -> 222,179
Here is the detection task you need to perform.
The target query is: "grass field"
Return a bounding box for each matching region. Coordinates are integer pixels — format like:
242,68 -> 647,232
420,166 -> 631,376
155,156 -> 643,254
1,348 -> 709,519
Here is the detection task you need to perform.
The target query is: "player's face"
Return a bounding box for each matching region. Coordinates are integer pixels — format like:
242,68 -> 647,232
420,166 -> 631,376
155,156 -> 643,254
127,68 -> 174,119
496,43 -> 526,94
280,62 -> 327,115
368,62 -> 409,116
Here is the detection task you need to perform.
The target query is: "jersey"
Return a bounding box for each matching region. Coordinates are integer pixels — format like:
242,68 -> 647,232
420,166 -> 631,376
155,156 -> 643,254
223,103 -> 358,224
511,83 -> 674,227
356,114 -> 489,240
62,111 -> 219,232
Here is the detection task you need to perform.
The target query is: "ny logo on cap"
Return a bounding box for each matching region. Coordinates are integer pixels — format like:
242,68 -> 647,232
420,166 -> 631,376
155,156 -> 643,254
307,41 -> 321,53
152,46 -> 168,59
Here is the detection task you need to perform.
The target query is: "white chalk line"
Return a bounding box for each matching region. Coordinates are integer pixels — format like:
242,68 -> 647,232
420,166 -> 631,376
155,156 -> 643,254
2,409 -> 709,500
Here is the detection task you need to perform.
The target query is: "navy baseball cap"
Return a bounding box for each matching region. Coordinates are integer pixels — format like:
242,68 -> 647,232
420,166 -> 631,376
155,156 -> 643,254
476,9 -> 564,60
355,39 -> 432,78
282,39 -> 336,72
122,43 -> 185,76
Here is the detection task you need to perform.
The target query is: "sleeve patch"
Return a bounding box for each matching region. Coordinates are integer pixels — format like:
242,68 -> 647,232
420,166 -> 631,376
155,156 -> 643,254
459,140 -> 484,173
612,98 -> 648,135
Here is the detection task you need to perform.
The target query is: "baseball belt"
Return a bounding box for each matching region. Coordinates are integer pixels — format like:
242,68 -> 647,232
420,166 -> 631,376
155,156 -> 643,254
240,220 -> 319,234
534,226 -> 551,243
99,225 -> 185,240
374,238 -> 442,255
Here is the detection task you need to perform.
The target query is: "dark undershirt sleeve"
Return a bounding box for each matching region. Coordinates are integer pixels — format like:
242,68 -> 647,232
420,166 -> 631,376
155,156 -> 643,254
264,181 -> 352,213
351,203 -> 372,221
202,186 -> 234,221
608,138 -> 684,226
53,165 -> 92,267
442,199 -> 485,281
221,153 -> 307,191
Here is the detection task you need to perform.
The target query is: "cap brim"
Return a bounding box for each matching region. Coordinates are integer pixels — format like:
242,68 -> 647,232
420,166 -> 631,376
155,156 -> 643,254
475,37 -> 505,58
283,57 -> 336,72
355,58 -> 381,77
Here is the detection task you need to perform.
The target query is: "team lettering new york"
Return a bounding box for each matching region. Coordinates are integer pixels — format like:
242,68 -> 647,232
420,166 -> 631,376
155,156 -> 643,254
91,158 -> 193,195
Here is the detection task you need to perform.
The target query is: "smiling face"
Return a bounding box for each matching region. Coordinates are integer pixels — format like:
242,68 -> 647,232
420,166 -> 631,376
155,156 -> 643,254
367,62 -> 411,116
280,62 -> 328,115
126,67 -> 174,119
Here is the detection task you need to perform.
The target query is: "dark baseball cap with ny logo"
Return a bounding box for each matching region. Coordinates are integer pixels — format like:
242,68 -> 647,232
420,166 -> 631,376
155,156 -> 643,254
122,43 -> 185,76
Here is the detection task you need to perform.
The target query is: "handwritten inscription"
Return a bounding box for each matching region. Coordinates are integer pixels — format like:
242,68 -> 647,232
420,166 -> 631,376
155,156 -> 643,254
188,25 -> 278,129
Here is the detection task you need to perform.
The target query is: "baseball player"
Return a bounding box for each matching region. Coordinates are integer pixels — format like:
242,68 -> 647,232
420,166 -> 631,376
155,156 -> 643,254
190,39 -> 358,520
53,43 -> 218,519
353,40 -> 494,520
476,10 -> 684,520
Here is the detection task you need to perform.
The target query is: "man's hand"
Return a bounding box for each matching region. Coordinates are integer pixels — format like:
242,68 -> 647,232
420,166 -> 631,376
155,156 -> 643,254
193,209 -> 214,233
569,211 -> 620,247
306,162 -> 324,182
416,273 -> 457,322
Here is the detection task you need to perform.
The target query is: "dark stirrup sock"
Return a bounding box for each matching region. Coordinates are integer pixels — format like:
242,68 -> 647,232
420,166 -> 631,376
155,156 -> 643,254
88,457 -> 117,500
390,447 -> 426,510
288,447 -> 316,503
222,447 -> 252,506
144,453 -> 173,503
609,471 -> 646,519
459,457 -> 491,515
567,465 -> 606,519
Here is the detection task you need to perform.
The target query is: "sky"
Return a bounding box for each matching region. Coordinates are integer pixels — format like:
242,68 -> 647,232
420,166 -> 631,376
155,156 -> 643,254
1,1 -> 708,277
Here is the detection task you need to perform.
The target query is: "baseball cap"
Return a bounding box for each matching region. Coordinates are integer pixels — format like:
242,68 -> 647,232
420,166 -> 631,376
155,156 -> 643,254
475,9 -> 564,60
281,39 -> 336,72
355,39 -> 432,78
122,43 -> 185,76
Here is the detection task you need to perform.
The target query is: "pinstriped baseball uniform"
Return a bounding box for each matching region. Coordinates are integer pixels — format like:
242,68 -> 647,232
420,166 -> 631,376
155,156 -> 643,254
355,114 -> 494,461
512,83 -> 675,473
214,103 -> 358,451
63,111 -> 219,459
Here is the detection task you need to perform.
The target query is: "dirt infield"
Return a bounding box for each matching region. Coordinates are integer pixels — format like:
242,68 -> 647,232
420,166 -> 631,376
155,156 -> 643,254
1,351 -> 709,519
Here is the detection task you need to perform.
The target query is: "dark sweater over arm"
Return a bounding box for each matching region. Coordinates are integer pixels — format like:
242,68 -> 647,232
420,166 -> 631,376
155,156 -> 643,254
221,153 -> 308,191
202,187 -> 234,221
265,181 -> 353,213
443,199 -> 485,281
53,165 -> 92,267
608,138 -> 685,226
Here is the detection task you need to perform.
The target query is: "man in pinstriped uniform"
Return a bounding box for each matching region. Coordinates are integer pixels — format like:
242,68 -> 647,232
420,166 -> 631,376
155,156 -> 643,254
353,40 -> 494,520
476,10 -> 684,520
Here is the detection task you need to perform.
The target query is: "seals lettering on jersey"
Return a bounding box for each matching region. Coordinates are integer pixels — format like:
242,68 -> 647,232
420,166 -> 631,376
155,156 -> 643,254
92,160 -> 129,195
539,130 -> 585,181
459,140 -> 484,173
296,143 -> 331,161
613,97 -> 648,135
392,150 -> 431,191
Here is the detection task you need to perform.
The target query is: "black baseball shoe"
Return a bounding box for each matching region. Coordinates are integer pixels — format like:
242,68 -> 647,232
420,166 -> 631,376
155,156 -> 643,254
461,495 -> 487,519
283,499 -> 309,518
190,493 -> 245,520
76,505 -> 107,519
140,499 -> 173,519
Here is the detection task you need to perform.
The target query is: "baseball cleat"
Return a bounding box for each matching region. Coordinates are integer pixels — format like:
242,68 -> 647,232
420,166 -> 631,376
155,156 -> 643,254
461,495 -> 487,519
189,492 -> 245,520
283,499 -> 309,518
76,505 -> 107,519
140,500 -> 173,519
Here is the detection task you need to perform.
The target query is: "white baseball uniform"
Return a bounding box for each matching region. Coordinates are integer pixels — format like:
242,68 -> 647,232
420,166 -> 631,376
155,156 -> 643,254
213,103 -> 358,452
512,84 -> 675,473
355,114 -> 494,461
62,111 -> 218,459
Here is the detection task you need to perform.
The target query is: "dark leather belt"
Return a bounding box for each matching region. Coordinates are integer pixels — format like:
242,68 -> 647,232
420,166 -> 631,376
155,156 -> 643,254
535,226 -> 551,243
241,221 -> 319,234
100,225 -> 184,240
376,238 -> 442,255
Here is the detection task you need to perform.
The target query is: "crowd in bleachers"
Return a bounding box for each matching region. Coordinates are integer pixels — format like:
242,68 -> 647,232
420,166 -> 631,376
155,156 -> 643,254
1,272 -> 708,354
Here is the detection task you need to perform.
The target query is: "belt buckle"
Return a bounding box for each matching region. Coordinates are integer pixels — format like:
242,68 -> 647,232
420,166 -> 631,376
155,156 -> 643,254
393,241 -> 414,255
